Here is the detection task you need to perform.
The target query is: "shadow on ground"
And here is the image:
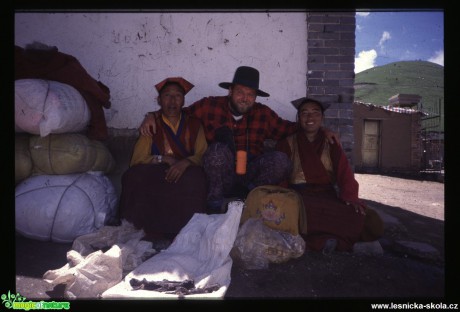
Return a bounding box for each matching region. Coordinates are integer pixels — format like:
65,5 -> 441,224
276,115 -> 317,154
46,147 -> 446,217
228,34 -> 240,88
15,199 -> 447,303
226,199 -> 445,299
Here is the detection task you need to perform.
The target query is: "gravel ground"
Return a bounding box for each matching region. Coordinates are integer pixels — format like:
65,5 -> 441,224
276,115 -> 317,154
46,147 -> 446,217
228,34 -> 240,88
355,173 -> 444,220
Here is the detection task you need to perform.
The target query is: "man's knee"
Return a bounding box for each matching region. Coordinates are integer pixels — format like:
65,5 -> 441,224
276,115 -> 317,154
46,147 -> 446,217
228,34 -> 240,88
203,142 -> 233,167
273,150 -> 291,163
265,151 -> 292,173
277,151 -> 293,174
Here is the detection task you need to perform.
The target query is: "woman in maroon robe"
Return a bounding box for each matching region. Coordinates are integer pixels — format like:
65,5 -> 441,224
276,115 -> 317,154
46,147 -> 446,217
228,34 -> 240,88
119,77 -> 208,240
276,97 -> 383,252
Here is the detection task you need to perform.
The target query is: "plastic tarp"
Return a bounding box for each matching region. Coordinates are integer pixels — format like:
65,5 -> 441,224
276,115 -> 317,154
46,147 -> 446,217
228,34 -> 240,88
102,201 -> 244,299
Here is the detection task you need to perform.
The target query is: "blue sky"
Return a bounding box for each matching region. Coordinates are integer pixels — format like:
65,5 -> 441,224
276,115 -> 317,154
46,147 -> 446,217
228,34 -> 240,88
355,10 -> 444,73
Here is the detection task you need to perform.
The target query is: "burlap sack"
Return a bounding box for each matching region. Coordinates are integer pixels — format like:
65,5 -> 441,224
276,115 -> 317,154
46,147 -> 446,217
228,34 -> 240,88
15,133 -> 33,184
29,133 -> 115,175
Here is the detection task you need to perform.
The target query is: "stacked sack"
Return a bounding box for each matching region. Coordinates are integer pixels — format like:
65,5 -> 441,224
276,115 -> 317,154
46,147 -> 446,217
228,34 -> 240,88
15,78 -> 118,243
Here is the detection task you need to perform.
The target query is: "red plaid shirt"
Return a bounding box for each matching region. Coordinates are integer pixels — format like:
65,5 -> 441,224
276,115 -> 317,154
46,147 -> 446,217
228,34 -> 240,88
186,96 -> 298,156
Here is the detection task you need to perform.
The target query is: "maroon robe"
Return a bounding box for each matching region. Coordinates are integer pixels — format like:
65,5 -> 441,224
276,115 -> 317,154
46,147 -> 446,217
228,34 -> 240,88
276,130 -> 379,252
119,113 -> 206,240
119,164 -> 207,240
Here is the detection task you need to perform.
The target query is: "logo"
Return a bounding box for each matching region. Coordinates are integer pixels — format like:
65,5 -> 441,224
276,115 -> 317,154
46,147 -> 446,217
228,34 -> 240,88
257,199 -> 285,225
1,291 -> 70,310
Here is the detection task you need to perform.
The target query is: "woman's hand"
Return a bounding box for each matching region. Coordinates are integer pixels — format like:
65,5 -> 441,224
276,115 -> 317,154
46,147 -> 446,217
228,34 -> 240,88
139,113 -> 156,137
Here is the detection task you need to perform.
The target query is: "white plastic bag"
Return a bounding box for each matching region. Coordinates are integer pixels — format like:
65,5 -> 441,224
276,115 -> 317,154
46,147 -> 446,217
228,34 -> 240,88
72,220 -> 157,272
43,221 -> 157,299
43,246 -> 123,299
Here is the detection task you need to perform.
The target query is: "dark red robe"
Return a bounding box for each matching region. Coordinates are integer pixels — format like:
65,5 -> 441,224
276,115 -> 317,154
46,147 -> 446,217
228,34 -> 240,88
276,130 -> 382,251
119,113 -> 206,240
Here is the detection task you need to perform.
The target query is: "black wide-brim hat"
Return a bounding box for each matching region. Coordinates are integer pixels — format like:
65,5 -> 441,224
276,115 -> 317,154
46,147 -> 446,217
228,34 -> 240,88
219,66 -> 270,97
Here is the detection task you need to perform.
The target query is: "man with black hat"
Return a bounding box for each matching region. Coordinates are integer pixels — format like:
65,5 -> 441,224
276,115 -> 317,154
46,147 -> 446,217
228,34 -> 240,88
139,66 -> 339,214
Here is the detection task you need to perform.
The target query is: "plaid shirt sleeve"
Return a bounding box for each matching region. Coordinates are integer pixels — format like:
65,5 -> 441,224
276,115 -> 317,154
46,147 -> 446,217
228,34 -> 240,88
187,96 -> 233,143
245,104 -> 298,155
262,105 -> 298,141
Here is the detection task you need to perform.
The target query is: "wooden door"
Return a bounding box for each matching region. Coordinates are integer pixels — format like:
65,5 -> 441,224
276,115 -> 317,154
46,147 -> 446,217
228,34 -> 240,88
362,120 -> 380,167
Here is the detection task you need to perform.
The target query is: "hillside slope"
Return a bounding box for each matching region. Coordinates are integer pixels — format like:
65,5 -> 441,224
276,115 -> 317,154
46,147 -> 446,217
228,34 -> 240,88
354,61 -> 444,131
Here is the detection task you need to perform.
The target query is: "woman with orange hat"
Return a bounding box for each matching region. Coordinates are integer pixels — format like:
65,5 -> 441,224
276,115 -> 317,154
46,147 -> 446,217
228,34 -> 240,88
119,77 -> 208,241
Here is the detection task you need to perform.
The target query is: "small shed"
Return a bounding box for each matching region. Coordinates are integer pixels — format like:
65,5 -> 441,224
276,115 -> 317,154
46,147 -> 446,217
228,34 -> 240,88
388,93 -> 422,108
353,101 -> 427,176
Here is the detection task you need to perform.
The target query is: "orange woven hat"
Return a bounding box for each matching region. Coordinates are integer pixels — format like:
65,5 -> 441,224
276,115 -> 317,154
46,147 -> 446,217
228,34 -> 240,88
155,77 -> 194,95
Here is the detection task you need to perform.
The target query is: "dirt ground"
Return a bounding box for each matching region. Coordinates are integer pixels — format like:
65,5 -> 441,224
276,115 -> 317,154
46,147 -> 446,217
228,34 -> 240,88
225,174 -> 447,299
13,173 -> 452,309
355,173 -> 445,221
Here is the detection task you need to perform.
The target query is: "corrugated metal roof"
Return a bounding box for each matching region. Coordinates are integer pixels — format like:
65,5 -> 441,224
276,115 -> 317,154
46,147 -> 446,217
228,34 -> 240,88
354,101 -> 428,116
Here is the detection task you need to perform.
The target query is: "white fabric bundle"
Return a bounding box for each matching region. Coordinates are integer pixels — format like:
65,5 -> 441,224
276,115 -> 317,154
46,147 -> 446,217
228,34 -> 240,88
15,79 -> 90,137
15,171 -> 118,243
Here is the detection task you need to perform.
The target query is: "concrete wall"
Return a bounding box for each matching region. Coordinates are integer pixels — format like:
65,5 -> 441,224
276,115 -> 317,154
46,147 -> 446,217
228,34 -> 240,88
15,12 -> 308,128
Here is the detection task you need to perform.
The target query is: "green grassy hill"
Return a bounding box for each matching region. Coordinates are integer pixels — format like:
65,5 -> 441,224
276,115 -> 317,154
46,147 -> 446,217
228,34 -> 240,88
354,61 -> 444,131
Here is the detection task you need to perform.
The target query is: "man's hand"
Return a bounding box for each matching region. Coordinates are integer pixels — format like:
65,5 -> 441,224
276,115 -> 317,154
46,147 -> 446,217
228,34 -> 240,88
323,128 -> 341,146
139,113 -> 156,137
346,201 -> 366,215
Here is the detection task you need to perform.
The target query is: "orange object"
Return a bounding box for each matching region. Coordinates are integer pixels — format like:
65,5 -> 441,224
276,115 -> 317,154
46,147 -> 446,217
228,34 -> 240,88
236,150 -> 247,175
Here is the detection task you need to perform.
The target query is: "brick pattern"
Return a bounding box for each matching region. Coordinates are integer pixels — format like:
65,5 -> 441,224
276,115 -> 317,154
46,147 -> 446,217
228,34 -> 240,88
306,12 -> 356,163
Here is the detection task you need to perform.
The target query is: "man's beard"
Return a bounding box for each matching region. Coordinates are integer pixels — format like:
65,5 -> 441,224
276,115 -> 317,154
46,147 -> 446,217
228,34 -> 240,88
229,99 -> 250,116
